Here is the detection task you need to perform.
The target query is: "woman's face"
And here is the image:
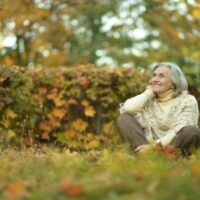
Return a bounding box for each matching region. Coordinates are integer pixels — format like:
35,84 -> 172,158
149,67 -> 174,95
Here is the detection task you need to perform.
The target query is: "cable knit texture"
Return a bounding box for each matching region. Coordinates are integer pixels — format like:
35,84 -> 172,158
120,89 -> 199,147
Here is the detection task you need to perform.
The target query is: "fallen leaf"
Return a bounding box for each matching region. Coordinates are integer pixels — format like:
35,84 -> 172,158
3,179 -> 29,199
62,178 -> 84,197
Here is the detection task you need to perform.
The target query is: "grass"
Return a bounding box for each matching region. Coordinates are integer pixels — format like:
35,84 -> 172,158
0,145 -> 200,200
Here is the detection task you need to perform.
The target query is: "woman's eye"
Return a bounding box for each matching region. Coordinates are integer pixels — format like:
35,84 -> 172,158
159,74 -> 165,78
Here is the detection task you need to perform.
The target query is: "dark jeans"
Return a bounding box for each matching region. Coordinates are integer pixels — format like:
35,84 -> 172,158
116,113 -> 200,156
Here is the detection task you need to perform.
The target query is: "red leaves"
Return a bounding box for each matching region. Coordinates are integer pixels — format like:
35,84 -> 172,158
2,179 -> 30,199
41,133 -> 50,140
47,88 -> 58,100
38,87 -> 48,95
62,178 -> 84,197
81,100 -> 96,117
68,98 -> 78,105
0,65 -> 151,150
51,108 -> 66,119
79,77 -> 90,89
155,144 -> 179,161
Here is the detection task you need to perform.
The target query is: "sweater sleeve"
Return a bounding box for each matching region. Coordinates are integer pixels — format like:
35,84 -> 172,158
119,89 -> 154,114
156,96 -> 199,147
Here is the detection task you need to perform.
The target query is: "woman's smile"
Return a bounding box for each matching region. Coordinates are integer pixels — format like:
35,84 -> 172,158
149,67 -> 174,94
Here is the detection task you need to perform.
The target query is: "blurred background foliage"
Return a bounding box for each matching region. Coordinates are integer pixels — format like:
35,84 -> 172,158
0,65 -> 148,149
0,0 -> 200,73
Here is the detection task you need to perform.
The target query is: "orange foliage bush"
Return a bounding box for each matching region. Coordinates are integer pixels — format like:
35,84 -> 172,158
0,64 -> 149,149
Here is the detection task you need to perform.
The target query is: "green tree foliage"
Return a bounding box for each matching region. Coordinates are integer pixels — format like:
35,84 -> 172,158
0,1 -> 200,85
139,0 -> 200,87
0,0 -> 121,66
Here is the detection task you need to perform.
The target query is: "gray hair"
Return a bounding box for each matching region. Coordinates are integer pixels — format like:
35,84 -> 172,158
152,62 -> 188,97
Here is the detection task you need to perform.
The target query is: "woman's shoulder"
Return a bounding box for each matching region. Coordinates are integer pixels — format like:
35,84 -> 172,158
177,91 -> 198,105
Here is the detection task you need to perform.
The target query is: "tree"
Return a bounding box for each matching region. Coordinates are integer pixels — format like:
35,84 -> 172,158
0,0 -> 200,78
0,0 -> 122,66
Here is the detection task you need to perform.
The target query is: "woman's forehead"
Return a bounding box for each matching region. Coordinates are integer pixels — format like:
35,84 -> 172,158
153,67 -> 170,74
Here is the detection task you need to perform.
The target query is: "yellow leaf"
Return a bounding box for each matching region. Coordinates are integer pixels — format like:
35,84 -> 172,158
190,162 -> 200,176
192,51 -> 200,59
51,108 -> 66,118
84,106 -> 96,117
86,133 -> 95,141
87,140 -> 100,149
7,130 -> 16,139
64,130 -> 77,139
102,121 -> 114,134
71,119 -> 88,132
192,8 -> 200,19
53,97 -> 67,107
1,119 -> 11,128
81,100 -> 89,106
5,109 -> 17,119
4,179 -> 29,199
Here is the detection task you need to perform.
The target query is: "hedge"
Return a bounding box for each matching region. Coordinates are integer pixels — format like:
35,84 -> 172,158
0,65 -> 149,149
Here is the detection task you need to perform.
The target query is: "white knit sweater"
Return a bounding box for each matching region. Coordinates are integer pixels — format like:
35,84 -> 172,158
120,89 -> 199,147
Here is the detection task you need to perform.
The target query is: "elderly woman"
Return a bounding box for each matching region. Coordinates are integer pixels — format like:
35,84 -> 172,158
116,62 -> 200,156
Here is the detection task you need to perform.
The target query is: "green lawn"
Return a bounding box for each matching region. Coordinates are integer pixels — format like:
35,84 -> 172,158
0,145 -> 200,200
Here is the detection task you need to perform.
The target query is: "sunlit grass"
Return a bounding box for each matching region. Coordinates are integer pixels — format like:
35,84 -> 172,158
0,145 -> 200,200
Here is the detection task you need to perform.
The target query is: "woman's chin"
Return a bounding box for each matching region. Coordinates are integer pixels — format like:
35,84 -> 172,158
151,88 -> 160,93
153,90 -> 162,95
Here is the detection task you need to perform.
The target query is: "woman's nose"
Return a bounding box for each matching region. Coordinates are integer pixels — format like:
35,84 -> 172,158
152,76 -> 159,81
151,76 -> 159,82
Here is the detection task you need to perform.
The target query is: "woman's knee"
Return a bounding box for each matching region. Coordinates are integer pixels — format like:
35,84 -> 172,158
116,113 -> 131,126
179,126 -> 200,139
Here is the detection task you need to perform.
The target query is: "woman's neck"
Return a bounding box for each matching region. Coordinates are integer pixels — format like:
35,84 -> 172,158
157,89 -> 174,102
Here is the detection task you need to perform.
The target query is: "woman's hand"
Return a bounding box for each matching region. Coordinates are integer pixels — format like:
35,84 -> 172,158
135,144 -> 151,153
145,85 -> 156,97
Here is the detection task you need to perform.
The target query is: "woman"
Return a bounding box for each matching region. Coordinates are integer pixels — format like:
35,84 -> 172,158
116,62 -> 200,156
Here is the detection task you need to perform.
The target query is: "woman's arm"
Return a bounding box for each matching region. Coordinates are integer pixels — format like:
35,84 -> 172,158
156,96 -> 199,147
120,88 -> 154,114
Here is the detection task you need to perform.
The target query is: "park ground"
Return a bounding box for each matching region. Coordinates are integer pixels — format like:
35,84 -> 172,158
0,144 -> 200,200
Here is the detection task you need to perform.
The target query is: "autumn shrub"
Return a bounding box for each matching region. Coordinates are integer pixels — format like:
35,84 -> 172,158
0,65 -> 149,149
0,64 -> 199,150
